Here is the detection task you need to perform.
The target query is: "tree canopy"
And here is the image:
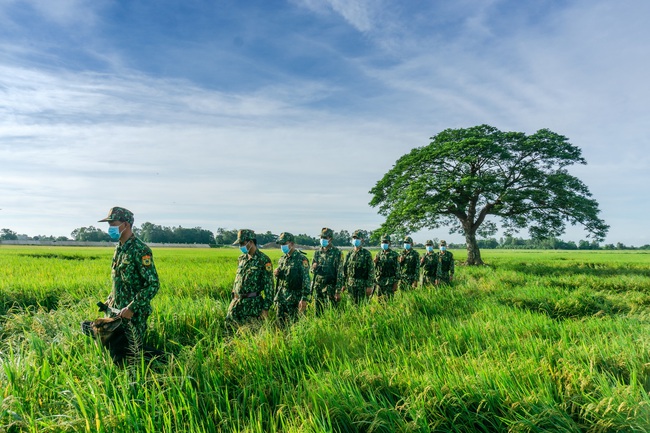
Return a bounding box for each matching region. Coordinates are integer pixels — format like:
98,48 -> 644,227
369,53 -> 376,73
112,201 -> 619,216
369,125 -> 609,265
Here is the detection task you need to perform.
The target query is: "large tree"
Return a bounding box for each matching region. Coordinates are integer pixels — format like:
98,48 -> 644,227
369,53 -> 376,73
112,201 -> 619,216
369,125 -> 609,265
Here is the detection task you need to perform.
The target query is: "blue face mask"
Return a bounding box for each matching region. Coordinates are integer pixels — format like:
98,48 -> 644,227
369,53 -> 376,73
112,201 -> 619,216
440,246 -> 447,252
404,243 -> 411,250
426,246 -> 434,253
381,243 -> 389,250
281,244 -> 290,254
352,239 -> 361,248
320,239 -> 329,248
239,242 -> 249,254
107,223 -> 123,241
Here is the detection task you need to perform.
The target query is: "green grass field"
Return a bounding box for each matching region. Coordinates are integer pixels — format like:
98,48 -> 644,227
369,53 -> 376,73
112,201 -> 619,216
1,246 -> 649,432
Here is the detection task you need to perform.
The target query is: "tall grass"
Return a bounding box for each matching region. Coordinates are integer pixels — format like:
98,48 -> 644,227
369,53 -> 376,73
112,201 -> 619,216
1,246 -> 649,432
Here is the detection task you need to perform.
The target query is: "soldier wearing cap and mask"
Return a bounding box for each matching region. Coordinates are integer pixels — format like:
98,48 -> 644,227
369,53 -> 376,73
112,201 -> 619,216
274,232 -> 311,325
398,236 -> 420,290
342,230 -> 375,304
98,207 -> 160,346
420,240 -> 438,286
227,229 -> 274,325
311,227 -> 344,314
436,240 -> 455,285
373,235 -> 400,299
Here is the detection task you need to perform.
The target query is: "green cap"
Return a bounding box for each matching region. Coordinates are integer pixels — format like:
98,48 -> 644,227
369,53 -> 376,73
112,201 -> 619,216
351,229 -> 364,239
381,235 -> 391,243
277,232 -> 295,244
425,240 -> 434,246
233,229 -> 256,245
403,236 -> 413,244
320,227 -> 333,239
98,207 -> 134,225
439,240 -> 447,246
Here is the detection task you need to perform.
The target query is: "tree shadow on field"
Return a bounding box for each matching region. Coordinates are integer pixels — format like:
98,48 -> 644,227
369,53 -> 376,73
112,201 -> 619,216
0,292 -> 60,316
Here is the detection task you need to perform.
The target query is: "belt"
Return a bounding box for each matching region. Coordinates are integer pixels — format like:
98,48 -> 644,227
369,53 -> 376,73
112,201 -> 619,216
232,291 -> 259,300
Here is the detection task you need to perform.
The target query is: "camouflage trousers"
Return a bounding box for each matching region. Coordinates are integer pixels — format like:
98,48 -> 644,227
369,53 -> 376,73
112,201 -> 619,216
313,283 -> 339,315
375,280 -> 396,299
275,300 -> 301,326
399,278 -> 418,291
421,274 -> 436,287
226,296 -> 264,325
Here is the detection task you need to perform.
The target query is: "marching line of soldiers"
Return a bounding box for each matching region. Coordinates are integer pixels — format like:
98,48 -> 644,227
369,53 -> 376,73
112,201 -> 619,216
226,227 -> 455,327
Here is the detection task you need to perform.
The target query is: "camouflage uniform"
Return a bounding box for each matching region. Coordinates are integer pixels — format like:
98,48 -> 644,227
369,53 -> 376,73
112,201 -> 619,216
420,240 -> 438,286
343,230 -> 375,304
227,229 -> 274,324
436,240 -> 455,285
373,235 -> 400,299
311,227 -> 344,314
398,236 -> 420,290
99,207 -> 160,344
274,232 -> 311,324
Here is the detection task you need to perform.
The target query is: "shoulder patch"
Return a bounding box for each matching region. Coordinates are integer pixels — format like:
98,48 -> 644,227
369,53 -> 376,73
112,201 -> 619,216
265,262 -> 272,272
142,255 -> 152,267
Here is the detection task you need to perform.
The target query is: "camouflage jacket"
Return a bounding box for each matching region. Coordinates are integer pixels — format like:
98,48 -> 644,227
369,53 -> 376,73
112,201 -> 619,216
398,248 -> 420,282
233,249 -> 274,311
374,249 -> 400,285
420,252 -> 438,280
436,251 -> 455,278
275,250 -> 311,303
343,247 -> 375,288
107,235 -> 160,318
311,245 -> 344,293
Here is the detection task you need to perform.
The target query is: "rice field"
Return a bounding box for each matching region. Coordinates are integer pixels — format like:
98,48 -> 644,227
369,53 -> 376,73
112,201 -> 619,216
1,246 -> 649,432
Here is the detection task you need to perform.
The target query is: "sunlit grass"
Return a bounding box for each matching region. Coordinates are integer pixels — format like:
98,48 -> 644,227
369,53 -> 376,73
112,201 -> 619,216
1,245 -> 649,432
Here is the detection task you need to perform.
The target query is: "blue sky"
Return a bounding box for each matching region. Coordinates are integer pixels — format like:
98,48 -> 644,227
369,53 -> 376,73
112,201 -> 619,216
1,0 -> 648,246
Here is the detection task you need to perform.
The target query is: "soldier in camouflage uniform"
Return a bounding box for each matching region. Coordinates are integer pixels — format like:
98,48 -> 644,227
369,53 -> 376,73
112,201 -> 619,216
274,232 -> 311,325
342,230 -> 375,304
398,236 -> 420,290
226,229 -> 274,325
98,207 -> 160,348
420,240 -> 438,286
311,227 -> 344,315
373,235 -> 400,299
436,240 -> 455,285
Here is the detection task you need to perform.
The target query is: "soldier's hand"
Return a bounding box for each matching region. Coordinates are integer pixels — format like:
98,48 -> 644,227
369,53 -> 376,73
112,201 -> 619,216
341,286 -> 346,292
365,286 -> 373,296
392,283 -> 398,292
273,268 -> 280,277
311,262 -> 318,271
260,309 -> 269,319
334,293 -> 341,302
118,307 -> 134,319
298,300 -> 308,313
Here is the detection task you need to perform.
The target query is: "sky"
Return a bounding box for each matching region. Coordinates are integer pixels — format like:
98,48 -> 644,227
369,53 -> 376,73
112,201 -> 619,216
1,0 -> 649,246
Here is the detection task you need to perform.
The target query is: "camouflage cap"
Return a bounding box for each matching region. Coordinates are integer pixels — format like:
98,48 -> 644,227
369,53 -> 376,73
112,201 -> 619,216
98,207 -> 134,225
320,227 -> 333,239
425,240 -> 434,246
351,229 -> 364,239
381,234 -> 391,243
233,229 -> 256,245
276,232 -> 295,244
403,236 -> 413,244
439,240 -> 447,246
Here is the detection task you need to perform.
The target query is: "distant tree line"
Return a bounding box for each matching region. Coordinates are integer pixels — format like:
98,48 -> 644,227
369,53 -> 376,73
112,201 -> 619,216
1,226 -> 649,250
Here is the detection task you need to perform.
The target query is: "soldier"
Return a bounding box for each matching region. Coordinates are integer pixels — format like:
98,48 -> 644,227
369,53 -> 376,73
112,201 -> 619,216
398,236 -> 420,290
226,229 -> 274,325
420,240 -> 438,286
342,229 -> 375,304
373,235 -> 400,299
274,232 -> 311,325
98,206 -> 160,352
311,227 -> 344,315
436,240 -> 455,285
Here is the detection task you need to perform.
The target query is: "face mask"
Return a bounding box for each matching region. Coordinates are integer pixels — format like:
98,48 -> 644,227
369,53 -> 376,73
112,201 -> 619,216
107,223 -> 124,241
440,246 -> 447,252
352,239 -> 361,248
404,243 -> 411,250
320,239 -> 329,248
381,243 -> 389,250
240,242 -> 249,254
426,246 -> 434,253
281,245 -> 290,254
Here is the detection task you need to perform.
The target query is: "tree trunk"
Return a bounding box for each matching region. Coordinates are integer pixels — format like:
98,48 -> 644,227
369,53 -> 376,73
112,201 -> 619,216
465,230 -> 484,265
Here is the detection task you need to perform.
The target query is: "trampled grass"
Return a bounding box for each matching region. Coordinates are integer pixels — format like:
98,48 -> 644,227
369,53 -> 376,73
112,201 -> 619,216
1,246 -> 649,432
